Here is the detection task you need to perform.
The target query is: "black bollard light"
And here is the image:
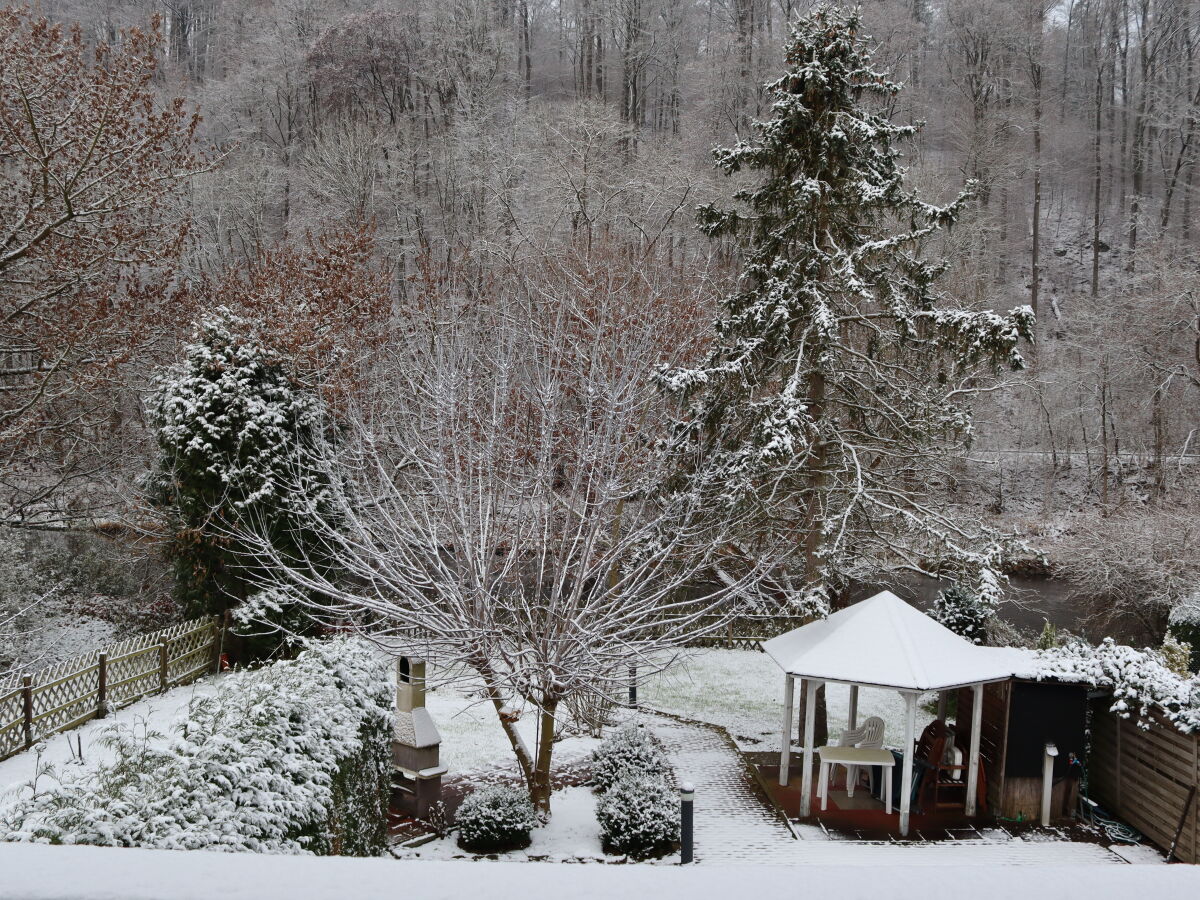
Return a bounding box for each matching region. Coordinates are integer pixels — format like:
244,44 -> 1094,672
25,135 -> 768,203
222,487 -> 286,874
680,781 -> 695,864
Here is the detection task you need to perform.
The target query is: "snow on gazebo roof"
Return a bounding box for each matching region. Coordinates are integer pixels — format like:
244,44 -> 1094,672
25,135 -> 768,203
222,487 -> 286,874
762,590 -> 1015,692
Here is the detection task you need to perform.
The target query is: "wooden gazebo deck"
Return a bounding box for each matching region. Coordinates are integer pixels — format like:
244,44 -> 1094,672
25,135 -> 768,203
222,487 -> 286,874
752,757 -> 984,840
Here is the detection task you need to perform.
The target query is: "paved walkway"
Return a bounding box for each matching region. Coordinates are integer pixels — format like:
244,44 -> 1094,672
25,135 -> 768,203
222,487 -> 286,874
642,711 -> 1129,867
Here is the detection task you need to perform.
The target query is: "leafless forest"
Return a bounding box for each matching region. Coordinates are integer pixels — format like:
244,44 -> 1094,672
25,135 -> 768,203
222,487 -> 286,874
3,0 -> 1200,658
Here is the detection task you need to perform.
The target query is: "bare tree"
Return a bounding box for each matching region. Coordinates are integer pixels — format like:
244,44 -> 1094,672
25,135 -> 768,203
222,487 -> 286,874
235,244 -> 762,813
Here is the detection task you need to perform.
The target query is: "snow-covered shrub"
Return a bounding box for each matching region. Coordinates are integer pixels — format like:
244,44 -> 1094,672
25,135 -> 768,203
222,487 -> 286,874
454,785 -> 537,853
1032,638 -> 1200,734
148,308 -> 333,642
1161,634 -> 1193,678
0,637 -> 392,855
595,770 -> 679,857
1036,619 -> 1060,650
931,583 -> 994,645
590,723 -> 669,793
1168,593 -> 1200,673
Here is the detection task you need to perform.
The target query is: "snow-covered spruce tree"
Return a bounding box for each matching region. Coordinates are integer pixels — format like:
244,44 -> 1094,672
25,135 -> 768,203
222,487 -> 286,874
932,583 -> 994,646
657,6 -> 1033,610
149,309 -> 332,638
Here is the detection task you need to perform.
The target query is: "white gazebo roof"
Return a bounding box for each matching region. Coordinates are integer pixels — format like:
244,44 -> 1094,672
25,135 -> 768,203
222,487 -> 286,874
762,589 -> 1015,692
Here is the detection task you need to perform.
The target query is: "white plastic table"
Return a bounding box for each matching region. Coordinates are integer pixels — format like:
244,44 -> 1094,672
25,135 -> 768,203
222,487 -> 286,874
816,746 -> 895,814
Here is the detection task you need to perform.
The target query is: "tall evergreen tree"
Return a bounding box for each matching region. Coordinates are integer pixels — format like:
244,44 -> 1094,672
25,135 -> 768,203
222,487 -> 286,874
149,308 -> 332,641
659,5 -> 1034,612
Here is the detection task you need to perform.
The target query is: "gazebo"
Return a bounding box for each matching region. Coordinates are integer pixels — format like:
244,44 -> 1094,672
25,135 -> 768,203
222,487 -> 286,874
762,590 -> 1014,836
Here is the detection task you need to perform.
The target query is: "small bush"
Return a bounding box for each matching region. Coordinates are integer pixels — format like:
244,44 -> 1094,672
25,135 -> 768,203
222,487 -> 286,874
455,785 -> 537,853
596,771 -> 679,857
590,724 -> 668,793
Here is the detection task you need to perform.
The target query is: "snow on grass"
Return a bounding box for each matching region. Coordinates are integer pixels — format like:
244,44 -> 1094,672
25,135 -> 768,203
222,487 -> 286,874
420,674 -> 602,782
0,677 -> 221,807
638,648 -> 934,750
398,787 -> 609,862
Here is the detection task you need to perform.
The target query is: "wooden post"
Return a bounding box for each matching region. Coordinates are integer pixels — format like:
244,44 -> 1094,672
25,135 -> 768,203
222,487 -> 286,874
21,675 -> 33,750
779,674 -> 794,786
158,643 -> 169,693
936,691 -> 948,721
97,654 -> 108,719
799,678 -> 819,817
899,691 -> 917,836
212,615 -> 224,674
848,685 -> 859,731
966,683 -> 984,816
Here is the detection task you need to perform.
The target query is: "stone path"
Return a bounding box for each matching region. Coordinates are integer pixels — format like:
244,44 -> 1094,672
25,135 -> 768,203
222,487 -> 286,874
642,711 -> 1129,867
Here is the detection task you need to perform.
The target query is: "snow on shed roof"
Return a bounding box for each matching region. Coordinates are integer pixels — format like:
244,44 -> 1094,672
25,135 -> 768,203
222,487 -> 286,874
762,590 -> 1016,691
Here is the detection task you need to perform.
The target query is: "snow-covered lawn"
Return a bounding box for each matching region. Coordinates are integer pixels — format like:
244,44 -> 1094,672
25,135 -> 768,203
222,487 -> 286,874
421,670 -> 603,782
0,677 -> 220,807
397,786 -> 616,862
638,648 -> 935,750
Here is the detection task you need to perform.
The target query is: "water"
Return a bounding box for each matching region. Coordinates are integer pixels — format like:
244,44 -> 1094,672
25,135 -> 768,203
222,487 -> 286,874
862,576 -> 1155,647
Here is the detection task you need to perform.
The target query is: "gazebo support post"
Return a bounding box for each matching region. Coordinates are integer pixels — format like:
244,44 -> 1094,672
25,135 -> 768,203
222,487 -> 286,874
936,691 -> 948,720
799,678 -> 819,817
779,674 -> 794,786
899,691 -> 917,836
847,684 -> 859,731
965,683 -> 983,816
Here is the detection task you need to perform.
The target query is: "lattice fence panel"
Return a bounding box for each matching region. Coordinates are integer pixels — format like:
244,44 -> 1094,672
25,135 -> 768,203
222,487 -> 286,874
0,687 -> 22,758
30,664 -> 101,740
106,645 -> 164,709
167,621 -> 216,685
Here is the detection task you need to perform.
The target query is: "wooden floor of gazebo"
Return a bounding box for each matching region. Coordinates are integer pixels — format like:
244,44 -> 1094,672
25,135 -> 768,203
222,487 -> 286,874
751,756 -> 985,841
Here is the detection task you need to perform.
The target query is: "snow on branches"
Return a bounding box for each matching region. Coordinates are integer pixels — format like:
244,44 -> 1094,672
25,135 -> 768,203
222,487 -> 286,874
149,308 -> 332,622
657,4 -> 1034,599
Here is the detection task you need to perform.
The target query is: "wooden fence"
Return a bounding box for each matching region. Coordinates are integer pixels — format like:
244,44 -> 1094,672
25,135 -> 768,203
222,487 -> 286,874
1088,698 -> 1199,863
0,616 -> 222,762
688,614 -> 810,651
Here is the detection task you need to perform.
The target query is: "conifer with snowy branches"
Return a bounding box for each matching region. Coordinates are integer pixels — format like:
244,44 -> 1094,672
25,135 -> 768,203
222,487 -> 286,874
149,308 -> 332,630
658,5 -> 1034,608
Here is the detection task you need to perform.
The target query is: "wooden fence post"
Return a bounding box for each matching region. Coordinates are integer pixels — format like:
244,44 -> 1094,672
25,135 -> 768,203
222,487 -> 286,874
212,615 -> 223,674
159,643 -> 169,693
21,675 -> 33,750
97,653 -> 108,719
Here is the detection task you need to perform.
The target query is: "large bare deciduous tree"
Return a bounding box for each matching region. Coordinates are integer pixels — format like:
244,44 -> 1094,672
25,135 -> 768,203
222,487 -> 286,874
0,6 -> 207,525
236,245 -> 758,813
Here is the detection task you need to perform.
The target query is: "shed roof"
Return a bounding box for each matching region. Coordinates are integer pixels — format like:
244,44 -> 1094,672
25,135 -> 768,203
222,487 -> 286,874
762,590 -> 1016,691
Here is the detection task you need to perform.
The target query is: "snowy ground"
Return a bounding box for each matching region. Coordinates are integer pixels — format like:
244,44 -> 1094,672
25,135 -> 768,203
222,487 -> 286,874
396,786 -> 615,862
4,843 -> 1198,900
637,648 -> 935,750
0,678 -> 220,808
422,683 -> 602,783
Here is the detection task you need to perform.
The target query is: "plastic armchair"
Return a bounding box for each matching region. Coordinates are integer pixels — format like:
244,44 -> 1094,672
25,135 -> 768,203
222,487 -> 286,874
836,716 -> 885,796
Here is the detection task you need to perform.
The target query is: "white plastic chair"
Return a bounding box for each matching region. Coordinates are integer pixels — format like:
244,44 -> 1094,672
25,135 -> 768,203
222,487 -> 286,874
836,716 -> 885,797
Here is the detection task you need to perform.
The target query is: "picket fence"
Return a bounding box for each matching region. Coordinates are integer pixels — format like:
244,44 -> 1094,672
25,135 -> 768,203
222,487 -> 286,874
0,616 -> 222,762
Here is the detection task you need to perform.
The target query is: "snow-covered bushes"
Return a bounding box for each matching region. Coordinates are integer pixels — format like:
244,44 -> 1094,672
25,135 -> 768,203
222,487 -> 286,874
589,724 -> 669,793
454,785 -> 537,853
590,724 -> 676,857
1168,593 -> 1200,673
0,637 -> 392,855
1032,638 -> 1200,734
595,770 -> 679,857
